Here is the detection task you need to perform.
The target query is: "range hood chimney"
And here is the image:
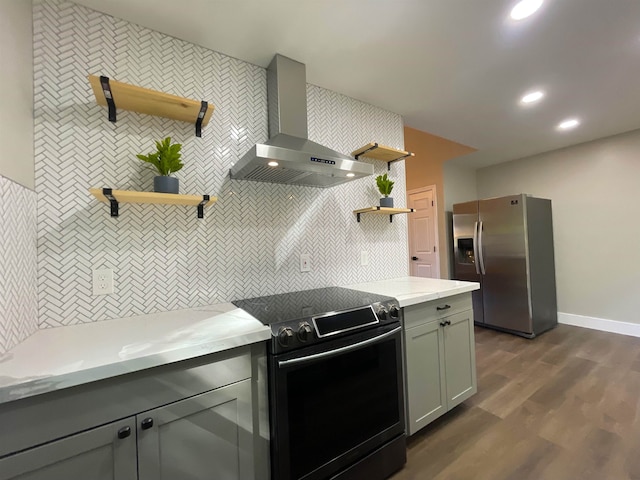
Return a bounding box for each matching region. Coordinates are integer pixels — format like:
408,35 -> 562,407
229,55 -> 373,187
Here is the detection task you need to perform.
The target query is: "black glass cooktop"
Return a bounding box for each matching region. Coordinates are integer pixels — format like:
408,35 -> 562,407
232,287 -> 394,326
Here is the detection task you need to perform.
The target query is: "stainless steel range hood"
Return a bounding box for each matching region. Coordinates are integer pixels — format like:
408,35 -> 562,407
230,55 -> 373,187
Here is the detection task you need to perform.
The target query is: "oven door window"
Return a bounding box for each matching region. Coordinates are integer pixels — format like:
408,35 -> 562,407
272,327 -> 403,480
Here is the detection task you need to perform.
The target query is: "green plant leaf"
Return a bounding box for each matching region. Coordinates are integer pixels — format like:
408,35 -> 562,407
376,173 -> 394,196
136,137 -> 183,176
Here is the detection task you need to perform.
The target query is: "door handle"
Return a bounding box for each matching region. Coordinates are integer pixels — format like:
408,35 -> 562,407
473,222 -> 480,275
478,221 -> 486,275
411,256 -> 418,261
117,426 -> 131,439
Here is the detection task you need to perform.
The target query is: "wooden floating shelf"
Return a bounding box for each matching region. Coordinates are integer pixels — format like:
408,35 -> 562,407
354,206 -> 414,223
351,143 -> 415,171
88,75 -> 215,137
89,188 -> 217,219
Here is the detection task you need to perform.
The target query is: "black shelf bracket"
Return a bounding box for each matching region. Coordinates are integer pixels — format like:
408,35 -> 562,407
99,76 -> 117,123
197,195 -> 210,219
387,152 -> 413,171
195,101 -> 208,138
103,188 -> 119,217
354,143 -> 379,160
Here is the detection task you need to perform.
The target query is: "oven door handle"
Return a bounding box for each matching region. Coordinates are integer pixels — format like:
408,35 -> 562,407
277,326 -> 401,368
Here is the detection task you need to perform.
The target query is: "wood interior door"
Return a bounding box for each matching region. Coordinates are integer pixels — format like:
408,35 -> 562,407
408,186 -> 439,278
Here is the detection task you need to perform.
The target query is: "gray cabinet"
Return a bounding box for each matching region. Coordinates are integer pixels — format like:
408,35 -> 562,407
0,345 -> 267,480
138,379 -> 253,480
0,418 -> 137,480
443,311 -> 477,409
403,293 -> 477,435
404,320 -> 447,430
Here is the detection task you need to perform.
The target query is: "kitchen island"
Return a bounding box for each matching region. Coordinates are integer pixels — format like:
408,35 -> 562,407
347,276 -> 480,435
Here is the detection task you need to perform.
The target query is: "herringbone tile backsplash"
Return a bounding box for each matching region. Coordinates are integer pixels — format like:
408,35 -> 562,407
0,176 -> 37,355
32,0 -> 409,328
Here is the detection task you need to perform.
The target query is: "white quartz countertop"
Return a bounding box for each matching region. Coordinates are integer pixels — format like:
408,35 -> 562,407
346,276 -> 480,307
0,303 -> 270,404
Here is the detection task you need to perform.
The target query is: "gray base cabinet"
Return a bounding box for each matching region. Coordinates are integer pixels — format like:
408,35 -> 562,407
0,345 -> 268,480
138,379 -> 252,480
403,293 -> 477,436
0,418 -> 137,480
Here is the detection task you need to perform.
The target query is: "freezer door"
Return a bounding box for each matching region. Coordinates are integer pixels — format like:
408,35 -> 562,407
452,201 -> 484,324
479,195 -> 532,334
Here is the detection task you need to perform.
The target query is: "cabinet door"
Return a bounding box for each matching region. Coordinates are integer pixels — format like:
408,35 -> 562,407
404,320 -> 447,435
443,310 -> 477,409
0,418 -> 136,480
137,379 -> 253,480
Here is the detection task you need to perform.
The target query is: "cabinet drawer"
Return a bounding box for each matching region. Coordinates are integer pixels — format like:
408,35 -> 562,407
404,293 -> 472,329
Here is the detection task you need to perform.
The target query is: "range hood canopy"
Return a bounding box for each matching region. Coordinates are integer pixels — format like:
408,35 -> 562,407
229,55 -> 373,188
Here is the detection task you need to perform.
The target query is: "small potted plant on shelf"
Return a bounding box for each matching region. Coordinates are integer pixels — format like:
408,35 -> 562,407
376,173 -> 395,208
136,137 -> 184,194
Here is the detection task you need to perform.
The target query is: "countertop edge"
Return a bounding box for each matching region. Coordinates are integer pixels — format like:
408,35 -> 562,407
346,277 -> 480,308
0,328 -> 271,405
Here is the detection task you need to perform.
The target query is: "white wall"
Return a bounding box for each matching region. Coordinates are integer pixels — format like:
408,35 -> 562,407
476,129 -> 640,325
442,162 -> 478,278
443,162 -> 478,212
0,0 -> 34,189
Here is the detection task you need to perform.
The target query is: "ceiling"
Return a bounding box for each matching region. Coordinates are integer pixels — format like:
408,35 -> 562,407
72,0 -> 640,169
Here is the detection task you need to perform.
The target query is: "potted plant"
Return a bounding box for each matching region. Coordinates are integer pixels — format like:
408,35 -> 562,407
136,137 -> 184,194
376,173 -> 395,208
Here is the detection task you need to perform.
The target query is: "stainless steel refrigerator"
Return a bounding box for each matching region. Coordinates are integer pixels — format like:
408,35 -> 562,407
452,194 -> 557,338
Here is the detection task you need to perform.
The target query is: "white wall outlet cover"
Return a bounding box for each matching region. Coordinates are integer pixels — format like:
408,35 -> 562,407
300,254 -> 311,272
92,268 -> 114,295
361,251 -> 369,266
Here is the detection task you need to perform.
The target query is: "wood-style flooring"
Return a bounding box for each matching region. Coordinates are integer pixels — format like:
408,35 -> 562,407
391,324 -> 640,480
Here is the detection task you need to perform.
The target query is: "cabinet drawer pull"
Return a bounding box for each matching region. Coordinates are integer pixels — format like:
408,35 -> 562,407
436,305 -> 451,311
141,417 -> 154,430
117,426 -> 131,439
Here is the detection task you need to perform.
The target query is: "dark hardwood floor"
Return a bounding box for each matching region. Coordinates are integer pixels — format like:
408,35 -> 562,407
391,324 -> 640,480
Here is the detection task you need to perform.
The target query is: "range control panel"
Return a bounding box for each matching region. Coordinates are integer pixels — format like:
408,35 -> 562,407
270,300 -> 400,354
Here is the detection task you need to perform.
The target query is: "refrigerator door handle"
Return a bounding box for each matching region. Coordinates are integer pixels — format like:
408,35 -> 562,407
473,221 -> 481,275
478,221 -> 486,275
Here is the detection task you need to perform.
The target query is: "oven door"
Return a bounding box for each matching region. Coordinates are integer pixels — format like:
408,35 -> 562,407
269,323 -> 405,480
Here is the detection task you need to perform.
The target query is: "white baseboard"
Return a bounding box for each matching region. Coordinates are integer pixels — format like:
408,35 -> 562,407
558,312 -> 640,338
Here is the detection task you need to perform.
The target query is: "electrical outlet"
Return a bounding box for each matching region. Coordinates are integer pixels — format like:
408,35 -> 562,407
93,268 -> 114,295
300,254 -> 311,272
360,251 -> 369,266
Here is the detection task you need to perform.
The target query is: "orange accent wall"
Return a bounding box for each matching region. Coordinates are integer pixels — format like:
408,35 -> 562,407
404,126 -> 476,278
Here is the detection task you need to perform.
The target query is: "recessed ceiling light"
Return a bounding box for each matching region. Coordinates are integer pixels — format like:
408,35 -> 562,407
520,90 -> 545,104
510,0 -> 544,20
346,173 -> 355,177
267,161 -> 278,167
557,118 -> 580,130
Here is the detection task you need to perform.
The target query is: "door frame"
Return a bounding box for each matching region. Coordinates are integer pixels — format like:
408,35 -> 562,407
407,185 -> 441,279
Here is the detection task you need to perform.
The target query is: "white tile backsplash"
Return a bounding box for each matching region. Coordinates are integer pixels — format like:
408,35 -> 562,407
32,0 -> 409,328
0,176 -> 37,354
